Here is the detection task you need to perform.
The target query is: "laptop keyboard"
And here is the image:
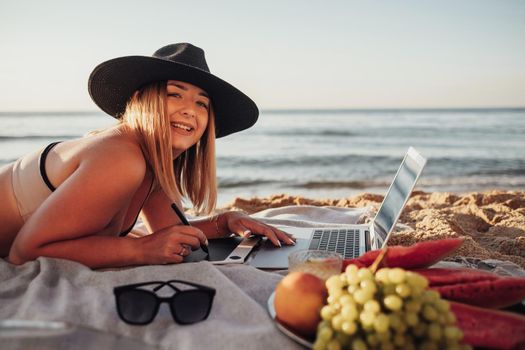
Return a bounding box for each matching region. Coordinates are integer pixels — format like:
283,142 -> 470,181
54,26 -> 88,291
309,229 -> 361,259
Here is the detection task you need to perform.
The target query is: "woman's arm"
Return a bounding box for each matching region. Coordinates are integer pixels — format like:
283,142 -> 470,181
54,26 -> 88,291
5,142 -> 168,266
191,212 -> 296,246
8,141 -> 207,269
140,188 -> 295,246
9,235 -> 141,268
139,188 -> 222,239
8,145 -> 148,267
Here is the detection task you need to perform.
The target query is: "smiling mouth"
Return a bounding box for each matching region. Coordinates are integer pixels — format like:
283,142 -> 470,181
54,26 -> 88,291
171,122 -> 194,132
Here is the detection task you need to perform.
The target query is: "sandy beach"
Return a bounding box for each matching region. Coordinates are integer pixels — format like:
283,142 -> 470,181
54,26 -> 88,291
219,190 -> 525,268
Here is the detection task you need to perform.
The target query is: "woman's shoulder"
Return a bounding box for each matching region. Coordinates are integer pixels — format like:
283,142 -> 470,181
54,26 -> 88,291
76,128 -> 147,176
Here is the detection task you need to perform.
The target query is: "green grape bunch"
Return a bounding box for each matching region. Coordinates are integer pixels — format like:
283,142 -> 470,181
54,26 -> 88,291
313,264 -> 471,350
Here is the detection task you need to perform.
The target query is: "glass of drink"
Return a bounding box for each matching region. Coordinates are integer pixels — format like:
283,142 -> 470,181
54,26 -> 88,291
288,250 -> 343,280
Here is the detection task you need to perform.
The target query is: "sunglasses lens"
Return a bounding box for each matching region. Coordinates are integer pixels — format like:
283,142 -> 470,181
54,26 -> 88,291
116,289 -> 158,324
171,290 -> 213,324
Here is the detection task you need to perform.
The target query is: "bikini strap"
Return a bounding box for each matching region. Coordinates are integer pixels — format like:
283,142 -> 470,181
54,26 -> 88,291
119,176 -> 155,237
39,141 -> 62,191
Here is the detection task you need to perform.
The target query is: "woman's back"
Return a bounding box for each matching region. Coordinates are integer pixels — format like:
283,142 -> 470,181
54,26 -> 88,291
0,125 -> 149,257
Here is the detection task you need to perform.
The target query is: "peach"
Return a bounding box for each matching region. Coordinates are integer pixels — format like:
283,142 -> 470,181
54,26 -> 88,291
274,271 -> 327,338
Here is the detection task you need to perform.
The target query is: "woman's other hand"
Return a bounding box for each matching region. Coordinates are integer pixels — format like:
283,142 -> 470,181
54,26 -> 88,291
135,225 -> 207,264
221,211 -> 295,247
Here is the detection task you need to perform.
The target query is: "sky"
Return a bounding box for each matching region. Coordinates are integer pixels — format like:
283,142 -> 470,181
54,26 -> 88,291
1,0 -> 524,111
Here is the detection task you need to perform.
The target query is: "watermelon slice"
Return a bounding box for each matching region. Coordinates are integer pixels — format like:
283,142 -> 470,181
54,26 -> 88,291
342,238 -> 464,271
413,267 -> 500,286
451,301 -> 525,349
433,277 -> 525,309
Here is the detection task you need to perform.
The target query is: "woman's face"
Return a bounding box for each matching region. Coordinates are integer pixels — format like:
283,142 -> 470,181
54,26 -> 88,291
166,80 -> 210,156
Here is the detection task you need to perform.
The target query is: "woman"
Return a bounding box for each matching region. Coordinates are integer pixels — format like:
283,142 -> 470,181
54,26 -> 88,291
0,43 -> 294,268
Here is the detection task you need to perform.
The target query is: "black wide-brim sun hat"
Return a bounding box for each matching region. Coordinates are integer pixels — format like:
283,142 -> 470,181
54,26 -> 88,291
88,43 -> 258,138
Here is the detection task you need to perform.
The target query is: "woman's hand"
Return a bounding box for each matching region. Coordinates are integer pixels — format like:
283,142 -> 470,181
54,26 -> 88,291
135,224 -> 208,264
220,211 -> 295,247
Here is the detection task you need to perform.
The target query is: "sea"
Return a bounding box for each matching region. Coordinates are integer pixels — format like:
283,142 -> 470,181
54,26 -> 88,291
1,109 -> 524,206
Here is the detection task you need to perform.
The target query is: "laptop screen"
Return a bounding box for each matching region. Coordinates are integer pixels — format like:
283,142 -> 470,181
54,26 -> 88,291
373,147 -> 426,249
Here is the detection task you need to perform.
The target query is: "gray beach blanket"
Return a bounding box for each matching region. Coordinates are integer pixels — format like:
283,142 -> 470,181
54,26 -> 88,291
1,205 -> 523,349
0,259 -> 292,349
0,205 -> 369,350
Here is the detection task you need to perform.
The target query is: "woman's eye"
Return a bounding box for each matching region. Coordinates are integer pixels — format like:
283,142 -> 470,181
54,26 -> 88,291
168,92 -> 181,98
197,101 -> 209,109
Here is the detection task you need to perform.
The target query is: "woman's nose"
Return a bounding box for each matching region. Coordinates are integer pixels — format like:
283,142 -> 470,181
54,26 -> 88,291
180,104 -> 196,118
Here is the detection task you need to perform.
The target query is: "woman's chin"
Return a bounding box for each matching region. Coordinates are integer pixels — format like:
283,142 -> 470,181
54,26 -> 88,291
171,144 -> 192,157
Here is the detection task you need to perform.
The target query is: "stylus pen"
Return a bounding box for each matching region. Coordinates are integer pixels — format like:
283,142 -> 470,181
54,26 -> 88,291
171,203 -> 209,255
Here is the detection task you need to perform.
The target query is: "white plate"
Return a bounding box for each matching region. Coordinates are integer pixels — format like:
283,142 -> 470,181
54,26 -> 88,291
267,292 -> 314,348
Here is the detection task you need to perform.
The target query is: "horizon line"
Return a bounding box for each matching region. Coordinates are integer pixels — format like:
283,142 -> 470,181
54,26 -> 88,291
1,106 -> 524,115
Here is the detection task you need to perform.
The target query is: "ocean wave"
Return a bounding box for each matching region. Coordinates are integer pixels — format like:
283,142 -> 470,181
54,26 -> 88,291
231,155 -> 524,177
217,153 -> 525,170
427,157 -> 525,177
465,168 -> 525,176
0,159 -> 17,166
418,174 -> 525,188
251,129 -> 358,137
292,180 -> 390,189
216,176 -> 525,193
218,179 -> 277,188
217,178 -> 391,190
216,154 -> 396,168
0,135 -> 76,141
0,111 -> 101,117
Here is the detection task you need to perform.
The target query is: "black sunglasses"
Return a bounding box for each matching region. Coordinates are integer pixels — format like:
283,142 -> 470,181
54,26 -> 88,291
114,280 -> 216,325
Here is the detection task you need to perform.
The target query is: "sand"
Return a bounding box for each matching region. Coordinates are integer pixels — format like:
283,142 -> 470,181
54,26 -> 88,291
219,190 -> 525,268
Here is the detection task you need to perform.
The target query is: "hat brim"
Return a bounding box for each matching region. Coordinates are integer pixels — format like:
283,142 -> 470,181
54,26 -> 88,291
88,56 -> 258,138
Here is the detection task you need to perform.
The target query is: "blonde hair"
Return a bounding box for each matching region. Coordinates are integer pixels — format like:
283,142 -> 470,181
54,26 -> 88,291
121,82 -> 217,214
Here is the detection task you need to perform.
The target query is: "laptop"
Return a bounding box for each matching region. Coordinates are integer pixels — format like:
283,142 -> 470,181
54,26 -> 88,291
248,147 -> 427,269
